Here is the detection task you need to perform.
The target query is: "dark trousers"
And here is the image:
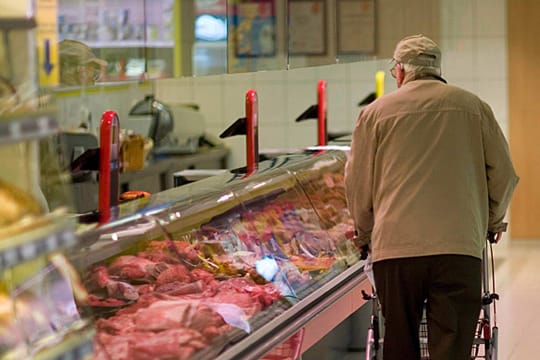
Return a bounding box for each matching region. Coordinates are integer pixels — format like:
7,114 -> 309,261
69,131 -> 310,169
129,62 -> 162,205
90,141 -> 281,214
373,255 -> 481,360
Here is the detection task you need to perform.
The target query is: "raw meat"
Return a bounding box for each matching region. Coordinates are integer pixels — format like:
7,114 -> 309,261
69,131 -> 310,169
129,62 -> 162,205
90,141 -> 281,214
108,255 -> 167,283
155,264 -> 193,286
155,280 -> 204,296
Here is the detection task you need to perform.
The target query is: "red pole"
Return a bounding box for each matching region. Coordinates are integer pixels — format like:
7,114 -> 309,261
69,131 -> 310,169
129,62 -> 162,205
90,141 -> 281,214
317,80 -> 327,146
99,110 -> 120,224
245,89 -> 259,175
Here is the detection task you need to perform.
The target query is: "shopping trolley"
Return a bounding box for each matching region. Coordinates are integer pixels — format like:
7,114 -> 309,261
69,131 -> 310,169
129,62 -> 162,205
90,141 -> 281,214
362,234 -> 499,360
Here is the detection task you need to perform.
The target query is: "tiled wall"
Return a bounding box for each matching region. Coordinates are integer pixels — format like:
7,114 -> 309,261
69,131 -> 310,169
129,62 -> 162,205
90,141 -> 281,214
156,0 -> 508,169
439,0 -> 508,135
55,82 -> 152,133
55,0 -> 508,170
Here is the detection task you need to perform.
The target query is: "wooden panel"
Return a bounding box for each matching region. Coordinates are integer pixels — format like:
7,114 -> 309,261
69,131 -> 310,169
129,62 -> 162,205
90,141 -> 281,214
508,1 -> 540,238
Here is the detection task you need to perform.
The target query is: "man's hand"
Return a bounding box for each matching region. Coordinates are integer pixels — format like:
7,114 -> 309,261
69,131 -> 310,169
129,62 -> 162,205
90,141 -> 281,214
360,244 -> 370,260
487,231 -> 502,244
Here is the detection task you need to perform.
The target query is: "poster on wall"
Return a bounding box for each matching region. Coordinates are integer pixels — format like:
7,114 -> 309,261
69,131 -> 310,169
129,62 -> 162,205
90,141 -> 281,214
232,0 -> 276,57
288,0 -> 326,55
337,0 -> 375,54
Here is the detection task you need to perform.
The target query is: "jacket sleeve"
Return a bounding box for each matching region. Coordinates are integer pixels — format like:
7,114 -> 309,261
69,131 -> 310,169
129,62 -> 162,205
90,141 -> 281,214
344,111 -> 376,245
481,102 -> 519,233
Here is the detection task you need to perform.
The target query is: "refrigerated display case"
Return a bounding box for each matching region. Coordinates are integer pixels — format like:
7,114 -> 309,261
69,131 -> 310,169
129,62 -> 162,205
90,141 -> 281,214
1,10 -> 96,359
66,148 -> 370,359
0,109 -> 95,359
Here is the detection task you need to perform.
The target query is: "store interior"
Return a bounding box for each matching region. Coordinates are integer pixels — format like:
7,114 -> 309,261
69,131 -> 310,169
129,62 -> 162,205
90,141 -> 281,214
1,0 -> 538,359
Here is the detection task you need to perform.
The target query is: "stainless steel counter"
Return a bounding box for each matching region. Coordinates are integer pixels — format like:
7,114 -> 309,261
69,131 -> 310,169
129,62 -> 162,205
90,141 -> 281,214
119,146 -> 229,193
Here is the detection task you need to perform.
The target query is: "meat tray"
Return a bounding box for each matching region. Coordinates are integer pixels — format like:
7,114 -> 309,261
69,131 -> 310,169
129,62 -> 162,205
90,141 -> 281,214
64,149 -> 365,360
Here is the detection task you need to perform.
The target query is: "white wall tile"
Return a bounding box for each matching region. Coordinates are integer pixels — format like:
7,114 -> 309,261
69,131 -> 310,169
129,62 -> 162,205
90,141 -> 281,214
315,63 -> 348,82
447,80 -> 479,95
349,79 -> 375,106
327,81 -> 351,131
222,72 -> 255,86
255,82 -> 288,126
286,122 -> 319,148
348,60 -> 380,82
221,82 -> 250,131
155,77 -> 194,104
258,124 -> 288,150
474,0 -> 506,37
439,0 -> 474,38
192,79 -> 224,128
476,37 -> 507,81
220,136 -> 246,170
285,66 -> 318,82
439,37 -> 477,80
285,82 -> 318,125
254,69 -> 286,83
477,79 -> 508,127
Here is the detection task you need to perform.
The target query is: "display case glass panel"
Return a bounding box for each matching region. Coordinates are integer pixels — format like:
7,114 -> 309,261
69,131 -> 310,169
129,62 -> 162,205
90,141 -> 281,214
66,149 -> 364,359
1,249 -> 94,359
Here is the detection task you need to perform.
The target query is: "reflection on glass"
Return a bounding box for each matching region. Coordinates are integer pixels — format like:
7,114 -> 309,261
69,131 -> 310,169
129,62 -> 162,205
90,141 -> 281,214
195,14 -> 227,42
287,0 -> 336,69
58,0 -> 174,82
0,253 -> 88,357
193,0 -> 228,76
227,0 -> 286,73
335,0 -> 377,65
59,39 -> 107,86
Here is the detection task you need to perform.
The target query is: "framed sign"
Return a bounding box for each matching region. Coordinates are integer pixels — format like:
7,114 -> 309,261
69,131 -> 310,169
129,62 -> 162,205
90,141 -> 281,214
288,0 -> 327,55
337,0 -> 375,54
232,0 -> 276,57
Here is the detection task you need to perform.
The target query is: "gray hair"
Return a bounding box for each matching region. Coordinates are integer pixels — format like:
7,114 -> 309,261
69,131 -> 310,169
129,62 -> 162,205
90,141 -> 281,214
402,62 -> 441,77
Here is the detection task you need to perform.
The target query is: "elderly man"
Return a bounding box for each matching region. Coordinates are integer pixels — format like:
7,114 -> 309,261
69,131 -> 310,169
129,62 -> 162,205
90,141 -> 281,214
345,35 -> 518,359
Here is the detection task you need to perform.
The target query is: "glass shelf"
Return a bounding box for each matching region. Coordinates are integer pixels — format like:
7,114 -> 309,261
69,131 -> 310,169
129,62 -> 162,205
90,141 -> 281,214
0,112 -> 58,145
0,18 -> 36,31
85,40 -> 174,48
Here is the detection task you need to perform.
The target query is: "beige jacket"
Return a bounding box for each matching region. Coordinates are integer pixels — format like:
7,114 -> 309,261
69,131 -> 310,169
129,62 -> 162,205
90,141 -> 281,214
345,76 -> 518,262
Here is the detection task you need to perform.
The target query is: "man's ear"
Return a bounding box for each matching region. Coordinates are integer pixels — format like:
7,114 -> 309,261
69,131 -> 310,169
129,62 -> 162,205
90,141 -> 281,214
396,63 -> 406,88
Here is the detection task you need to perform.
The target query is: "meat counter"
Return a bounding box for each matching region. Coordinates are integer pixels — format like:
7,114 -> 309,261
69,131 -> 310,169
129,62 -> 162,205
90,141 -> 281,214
66,148 -> 371,360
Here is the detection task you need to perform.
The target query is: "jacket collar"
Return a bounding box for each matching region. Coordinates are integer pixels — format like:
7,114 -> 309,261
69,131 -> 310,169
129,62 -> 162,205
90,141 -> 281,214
403,72 -> 447,85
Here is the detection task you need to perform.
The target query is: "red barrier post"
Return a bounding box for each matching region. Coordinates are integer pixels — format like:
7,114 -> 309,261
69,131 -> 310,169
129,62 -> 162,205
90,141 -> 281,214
245,89 -> 259,176
317,80 -> 327,146
99,110 -> 120,224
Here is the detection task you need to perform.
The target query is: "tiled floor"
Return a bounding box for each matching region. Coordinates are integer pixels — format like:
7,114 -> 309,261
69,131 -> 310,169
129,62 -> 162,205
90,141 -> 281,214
301,239 -> 540,360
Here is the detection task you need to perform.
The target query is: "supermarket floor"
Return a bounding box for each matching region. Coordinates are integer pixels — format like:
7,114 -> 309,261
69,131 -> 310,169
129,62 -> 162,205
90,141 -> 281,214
492,238 -> 540,359
300,239 -> 540,360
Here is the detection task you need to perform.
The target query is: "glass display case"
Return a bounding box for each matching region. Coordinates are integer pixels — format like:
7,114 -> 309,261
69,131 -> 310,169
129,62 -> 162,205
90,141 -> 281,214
1,10 -> 94,359
67,149 -> 368,359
